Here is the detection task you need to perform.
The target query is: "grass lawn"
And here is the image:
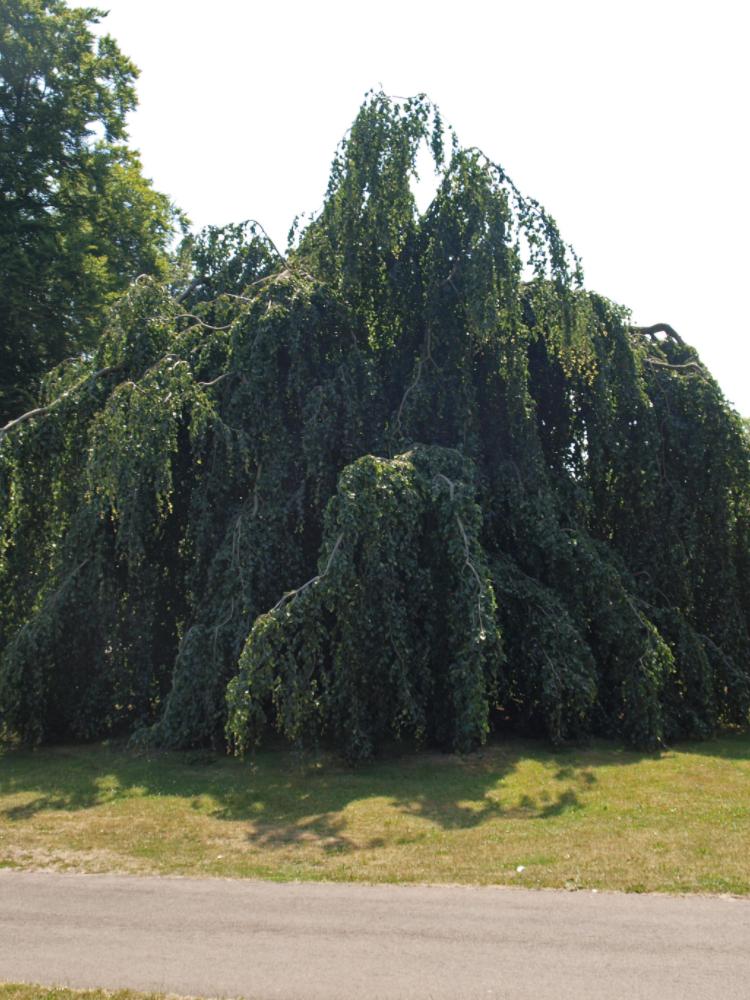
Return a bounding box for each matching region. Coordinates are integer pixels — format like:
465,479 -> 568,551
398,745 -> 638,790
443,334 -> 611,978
1,733 -> 748,894
0,987 -> 199,1000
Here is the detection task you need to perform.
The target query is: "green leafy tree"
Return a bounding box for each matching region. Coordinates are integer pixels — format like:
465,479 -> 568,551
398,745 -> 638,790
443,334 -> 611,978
0,0 -> 180,420
1,93 -> 749,757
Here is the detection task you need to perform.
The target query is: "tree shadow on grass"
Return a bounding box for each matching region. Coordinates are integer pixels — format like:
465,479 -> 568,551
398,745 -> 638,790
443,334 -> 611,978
0,730 -> 746,858
673,730 -> 750,761
0,741 -> 638,853
206,737 -> 608,846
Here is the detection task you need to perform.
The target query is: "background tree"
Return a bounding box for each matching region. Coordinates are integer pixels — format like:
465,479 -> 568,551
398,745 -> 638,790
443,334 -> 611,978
0,0 -> 181,421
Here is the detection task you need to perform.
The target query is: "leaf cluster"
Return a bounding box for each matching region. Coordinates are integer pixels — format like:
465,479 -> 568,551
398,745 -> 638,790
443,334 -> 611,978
0,0 -> 182,420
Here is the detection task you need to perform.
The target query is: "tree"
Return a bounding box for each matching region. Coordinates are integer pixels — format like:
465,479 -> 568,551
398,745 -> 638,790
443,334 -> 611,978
1,93 -> 749,757
0,0 -> 181,421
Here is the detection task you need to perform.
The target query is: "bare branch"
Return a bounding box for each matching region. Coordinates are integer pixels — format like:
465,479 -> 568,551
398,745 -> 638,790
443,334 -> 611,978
212,598 -> 235,663
244,219 -> 288,265
173,310 -> 234,331
455,513 -> 489,639
643,358 -> 705,373
0,366 -> 121,441
198,371 -> 233,388
630,323 -> 685,346
270,533 -> 344,614
174,277 -> 204,304
433,473 -> 489,638
433,472 -> 456,499
393,325 -> 435,440
252,462 -> 262,517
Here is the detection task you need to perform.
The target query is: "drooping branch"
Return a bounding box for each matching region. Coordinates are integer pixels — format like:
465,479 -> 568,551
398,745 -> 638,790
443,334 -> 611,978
630,323 -> 704,373
642,357 -> 705,373
173,310 -> 234,331
174,277 -> 204,304
455,511 -> 489,639
433,473 -> 488,638
243,219 -> 288,267
251,462 -> 262,517
172,220 -> 293,308
392,324 -> 435,441
630,323 -> 686,346
0,365 -> 122,441
198,371 -> 234,388
269,532 -> 344,613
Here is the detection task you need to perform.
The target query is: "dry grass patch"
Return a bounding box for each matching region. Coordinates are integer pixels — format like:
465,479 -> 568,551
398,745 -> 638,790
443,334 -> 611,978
0,987 -> 203,1000
1,734 -> 748,893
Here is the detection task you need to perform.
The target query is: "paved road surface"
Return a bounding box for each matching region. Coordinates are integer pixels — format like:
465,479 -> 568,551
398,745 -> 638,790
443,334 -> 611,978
1,870 -> 749,999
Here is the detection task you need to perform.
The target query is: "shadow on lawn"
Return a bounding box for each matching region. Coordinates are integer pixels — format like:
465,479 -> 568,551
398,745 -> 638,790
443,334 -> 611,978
678,730 -> 750,761
0,731 -> 746,855
0,741 -> 590,853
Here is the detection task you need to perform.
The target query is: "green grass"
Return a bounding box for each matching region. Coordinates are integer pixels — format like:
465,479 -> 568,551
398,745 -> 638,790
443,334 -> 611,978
1,733 -> 749,894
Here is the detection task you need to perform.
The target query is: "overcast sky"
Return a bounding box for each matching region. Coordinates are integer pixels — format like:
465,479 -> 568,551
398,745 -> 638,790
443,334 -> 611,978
78,0 -> 749,413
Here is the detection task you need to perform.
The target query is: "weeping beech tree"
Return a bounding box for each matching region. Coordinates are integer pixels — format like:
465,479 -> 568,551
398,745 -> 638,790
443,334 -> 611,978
2,93 -> 749,759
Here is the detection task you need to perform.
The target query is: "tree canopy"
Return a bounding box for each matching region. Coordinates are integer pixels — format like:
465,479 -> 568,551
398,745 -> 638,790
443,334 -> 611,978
1,92 -> 749,759
0,0 -> 181,421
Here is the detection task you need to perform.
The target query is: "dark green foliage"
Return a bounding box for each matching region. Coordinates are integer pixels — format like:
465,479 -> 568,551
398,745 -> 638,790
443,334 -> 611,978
0,0 -> 181,421
227,447 -> 501,760
1,93 -> 749,758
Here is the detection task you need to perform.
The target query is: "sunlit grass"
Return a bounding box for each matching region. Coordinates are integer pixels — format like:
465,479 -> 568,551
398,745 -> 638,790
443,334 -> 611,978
1,733 -> 748,893
0,986 -> 204,1000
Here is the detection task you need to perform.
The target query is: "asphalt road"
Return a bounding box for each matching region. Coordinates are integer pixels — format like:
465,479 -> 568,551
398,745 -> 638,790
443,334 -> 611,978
1,870 -> 749,1000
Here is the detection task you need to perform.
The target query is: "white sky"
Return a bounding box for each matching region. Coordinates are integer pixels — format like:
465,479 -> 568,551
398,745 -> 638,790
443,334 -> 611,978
80,0 -> 749,413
